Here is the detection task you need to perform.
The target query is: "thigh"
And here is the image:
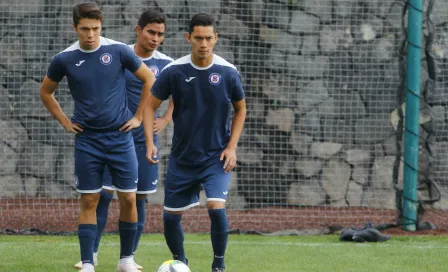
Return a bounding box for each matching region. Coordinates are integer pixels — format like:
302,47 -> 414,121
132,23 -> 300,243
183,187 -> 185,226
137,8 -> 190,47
163,158 -> 201,211
106,144 -> 138,193
135,145 -> 158,194
74,148 -> 104,193
201,160 -> 232,202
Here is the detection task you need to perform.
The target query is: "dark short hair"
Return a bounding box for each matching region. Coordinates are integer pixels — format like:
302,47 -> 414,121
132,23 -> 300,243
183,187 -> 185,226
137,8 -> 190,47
188,13 -> 216,34
73,2 -> 103,26
138,9 -> 166,29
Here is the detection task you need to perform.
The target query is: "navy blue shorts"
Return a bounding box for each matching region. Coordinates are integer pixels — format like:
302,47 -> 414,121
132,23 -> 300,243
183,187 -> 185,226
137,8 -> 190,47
103,138 -> 159,194
74,130 -> 138,193
163,156 -> 231,211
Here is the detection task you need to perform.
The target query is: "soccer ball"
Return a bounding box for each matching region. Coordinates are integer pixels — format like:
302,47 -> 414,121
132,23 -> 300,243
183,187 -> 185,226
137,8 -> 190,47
156,260 -> 191,272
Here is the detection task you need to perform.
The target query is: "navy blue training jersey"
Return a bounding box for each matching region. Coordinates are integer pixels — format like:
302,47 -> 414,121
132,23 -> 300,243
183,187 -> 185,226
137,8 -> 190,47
46,37 -> 142,131
125,45 -> 173,144
151,54 -> 245,165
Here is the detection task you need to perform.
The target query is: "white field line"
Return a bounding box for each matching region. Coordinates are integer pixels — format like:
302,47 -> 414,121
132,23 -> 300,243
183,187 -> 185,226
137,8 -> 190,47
0,241 -> 448,249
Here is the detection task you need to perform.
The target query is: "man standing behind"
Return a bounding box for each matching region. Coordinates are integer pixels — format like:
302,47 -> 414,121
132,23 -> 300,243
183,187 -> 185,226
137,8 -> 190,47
143,13 -> 247,272
39,3 -> 155,272
73,9 -> 174,271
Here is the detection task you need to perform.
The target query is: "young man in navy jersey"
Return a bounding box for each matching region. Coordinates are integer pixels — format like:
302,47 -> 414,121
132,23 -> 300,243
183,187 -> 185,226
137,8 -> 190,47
143,13 -> 247,272
39,3 -> 155,272
73,9 -> 174,271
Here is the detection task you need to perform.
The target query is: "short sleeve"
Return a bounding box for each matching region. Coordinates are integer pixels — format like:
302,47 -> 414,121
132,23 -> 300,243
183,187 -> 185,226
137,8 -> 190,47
46,55 -> 65,82
151,67 -> 171,101
120,45 -> 142,73
231,72 -> 245,101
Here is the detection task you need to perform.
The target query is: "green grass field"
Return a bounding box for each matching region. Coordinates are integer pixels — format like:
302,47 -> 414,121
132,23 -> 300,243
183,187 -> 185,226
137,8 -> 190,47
1,234 -> 447,272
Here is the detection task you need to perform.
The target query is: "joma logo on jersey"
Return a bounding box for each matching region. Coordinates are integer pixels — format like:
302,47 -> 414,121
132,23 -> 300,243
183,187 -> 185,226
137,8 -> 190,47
100,53 -> 112,65
149,66 -> 159,76
209,73 -> 221,85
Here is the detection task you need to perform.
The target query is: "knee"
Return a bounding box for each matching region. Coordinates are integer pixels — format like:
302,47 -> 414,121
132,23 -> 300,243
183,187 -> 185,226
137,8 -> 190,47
207,201 -> 225,210
118,192 -> 136,207
80,193 -> 100,211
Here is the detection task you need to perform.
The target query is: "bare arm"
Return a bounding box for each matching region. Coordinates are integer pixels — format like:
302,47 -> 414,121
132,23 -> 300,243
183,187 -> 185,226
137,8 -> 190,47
143,93 -> 163,164
220,98 -> 247,173
40,76 -> 83,133
228,99 -> 247,149
154,96 -> 174,134
120,63 -> 156,132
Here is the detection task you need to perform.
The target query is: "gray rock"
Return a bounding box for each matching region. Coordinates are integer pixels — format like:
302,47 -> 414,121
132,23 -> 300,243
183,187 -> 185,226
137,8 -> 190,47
237,143 -> 264,166
0,119 -> 29,153
320,25 -> 353,53
265,108 -> 294,133
262,2 -> 289,30
296,80 -> 329,115
1,0 -> 46,18
101,4 -> 125,28
159,32 -> 192,59
261,74 -> 298,107
362,187 -> 396,209
286,55 -> 329,79
218,14 -> 250,42
35,176 -> 78,198
287,179 -> 326,206
290,10 -> 320,35
297,108 -> 321,139
214,38 -> 234,64
371,156 -> 395,189
21,118 -> 49,144
259,26 -> 301,55
0,174 -> 25,197
354,114 -> 394,144
22,18 -> 59,60
300,35 -> 319,56
104,26 -> 137,45
0,35 -> 25,71
321,118 -> 354,145
289,132 -> 313,155
321,159 -> 351,201
0,142 -> 19,176
319,91 -> 366,119
352,165 -> 369,186
0,85 -> 12,119
265,49 -> 286,73
333,0 -> 356,18
56,146 -> 75,185
345,149 -> 372,166
187,0 -> 221,18
295,158 -> 323,177
18,141 -> 58,179
12,80 -> 49,118
310,142 -> 343,159
295,0 -> 332,22
382,135 -> 398,156
23,175 -> 39,197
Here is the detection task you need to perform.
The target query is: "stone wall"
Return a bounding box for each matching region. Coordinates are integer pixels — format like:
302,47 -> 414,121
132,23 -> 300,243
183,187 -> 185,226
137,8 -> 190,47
1,0 -> 448,213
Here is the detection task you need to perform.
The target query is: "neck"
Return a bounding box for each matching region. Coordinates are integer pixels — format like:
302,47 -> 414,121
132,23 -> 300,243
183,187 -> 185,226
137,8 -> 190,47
134,43 -> 154,59
191,53 -> 213,68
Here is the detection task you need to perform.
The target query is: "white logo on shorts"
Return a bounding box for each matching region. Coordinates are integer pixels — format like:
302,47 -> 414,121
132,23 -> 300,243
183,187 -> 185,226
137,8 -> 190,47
152,179 -> 158,185
74,175 -> 79,187
134,178 -> 138,184
223,191 -> 228,195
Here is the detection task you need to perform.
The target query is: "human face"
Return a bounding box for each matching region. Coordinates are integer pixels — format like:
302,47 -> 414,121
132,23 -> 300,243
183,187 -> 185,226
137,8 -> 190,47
73,18 -> 102,50
186,26 -> 217,61
136,23 -> 166,52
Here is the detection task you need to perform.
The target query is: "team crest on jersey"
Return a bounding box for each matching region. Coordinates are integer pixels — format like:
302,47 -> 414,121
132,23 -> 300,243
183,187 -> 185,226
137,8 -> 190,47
149,65 -> 159,76
100,53 -> 112,65
209,73 -> 221,85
